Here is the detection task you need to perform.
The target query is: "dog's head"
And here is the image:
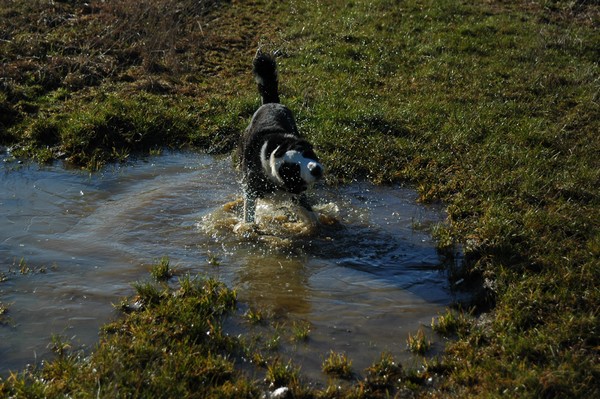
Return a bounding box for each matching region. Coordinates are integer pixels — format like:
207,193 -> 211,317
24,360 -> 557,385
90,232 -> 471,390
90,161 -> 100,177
261,136 -> 323,194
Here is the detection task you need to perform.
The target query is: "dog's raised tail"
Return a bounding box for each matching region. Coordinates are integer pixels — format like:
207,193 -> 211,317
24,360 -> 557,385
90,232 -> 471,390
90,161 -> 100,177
253,50 -> 280,104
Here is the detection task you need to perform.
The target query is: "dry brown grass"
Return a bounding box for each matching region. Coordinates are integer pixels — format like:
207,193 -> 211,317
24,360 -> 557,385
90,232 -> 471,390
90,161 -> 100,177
1,0 -> 224,91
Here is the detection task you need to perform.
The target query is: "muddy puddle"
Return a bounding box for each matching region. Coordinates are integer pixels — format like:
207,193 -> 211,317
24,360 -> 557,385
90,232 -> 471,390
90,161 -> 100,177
1,150 -> 462,378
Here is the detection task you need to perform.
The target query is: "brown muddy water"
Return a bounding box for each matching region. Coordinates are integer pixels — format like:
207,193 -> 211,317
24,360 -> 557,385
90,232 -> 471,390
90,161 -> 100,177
0,150 -> 463,378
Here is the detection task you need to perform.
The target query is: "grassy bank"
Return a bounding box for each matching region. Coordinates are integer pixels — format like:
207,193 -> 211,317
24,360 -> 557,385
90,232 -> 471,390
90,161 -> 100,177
1,0 -> 599,397
0,263 -> 421,398
0,0 -> 261,167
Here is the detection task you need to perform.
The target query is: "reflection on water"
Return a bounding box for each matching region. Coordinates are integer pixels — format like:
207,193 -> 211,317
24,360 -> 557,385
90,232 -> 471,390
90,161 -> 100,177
0,151 -> 458,377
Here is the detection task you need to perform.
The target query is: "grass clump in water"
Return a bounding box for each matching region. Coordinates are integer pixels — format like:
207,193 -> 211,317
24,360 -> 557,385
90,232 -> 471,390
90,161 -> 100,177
407,327 -> 432,355
244,307 -> 267,325
290,321 -> 311,343
0,303 -> 10,326
322,350 -> 354,380
265,359 -> 301,388
364,353 -> 404,395
150,256 -> 173,282
0,274 -> 253,398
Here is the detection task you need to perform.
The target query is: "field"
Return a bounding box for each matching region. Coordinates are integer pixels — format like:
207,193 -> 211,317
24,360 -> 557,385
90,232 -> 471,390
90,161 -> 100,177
1,0 -> 599,397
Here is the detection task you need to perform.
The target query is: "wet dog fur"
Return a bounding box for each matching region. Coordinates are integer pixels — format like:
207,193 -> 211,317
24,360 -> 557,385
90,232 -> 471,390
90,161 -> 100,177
237,51 -> 323,223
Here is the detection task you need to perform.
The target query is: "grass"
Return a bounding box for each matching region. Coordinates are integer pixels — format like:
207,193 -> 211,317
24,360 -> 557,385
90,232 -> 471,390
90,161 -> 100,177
407,327 -> 432,355
0,0 -> 259,169
322,350 -> 354,380
265,360 -> 301,387
290,321 -> 311,343
1,273 -> 249,398
1,0 -> 599,397
244,307 -> 267,325
431,308 -> 472,338
0,267 -> 428,398
364,353 -> 404,394
149,256 -> 173,282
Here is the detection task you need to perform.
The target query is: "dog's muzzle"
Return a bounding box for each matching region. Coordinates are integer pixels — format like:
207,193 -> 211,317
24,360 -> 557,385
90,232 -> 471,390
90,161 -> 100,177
308,162 -> 323,179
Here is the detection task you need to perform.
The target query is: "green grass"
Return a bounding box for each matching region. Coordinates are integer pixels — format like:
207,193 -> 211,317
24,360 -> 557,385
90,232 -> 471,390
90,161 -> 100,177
364,353 -> 404,394
407,327 -> 432,355
322,350 -> 354,380
290,321 -> 311,343
265,360 -> 301,388
0,269 -> 426,398
0,0 -> 260,169
150,256 -> 174,282
431,308 -> 472,338
1,274 -> 250,398
1,0 -> 599,397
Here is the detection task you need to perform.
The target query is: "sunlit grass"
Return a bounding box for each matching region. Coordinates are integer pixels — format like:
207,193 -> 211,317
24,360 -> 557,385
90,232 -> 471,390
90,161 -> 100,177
1,0 -> 598,396
322,350 -> 354,380
244,307 -> 266,325
265,359 -> 300,387
150,256 -> 173,282
407,328 -> 432,355
431,308 -> 472,338
290,321 -> 311,343
364,353 -> 404,394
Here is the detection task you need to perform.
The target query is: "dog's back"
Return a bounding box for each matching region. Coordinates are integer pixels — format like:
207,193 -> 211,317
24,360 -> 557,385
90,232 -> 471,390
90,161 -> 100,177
247,52 -> 299,136
238,52 -> 300,174
238,51 -> 322,223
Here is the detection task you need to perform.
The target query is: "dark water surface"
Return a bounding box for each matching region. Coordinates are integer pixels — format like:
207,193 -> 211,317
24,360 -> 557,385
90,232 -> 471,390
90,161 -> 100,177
1,151 -> 459,377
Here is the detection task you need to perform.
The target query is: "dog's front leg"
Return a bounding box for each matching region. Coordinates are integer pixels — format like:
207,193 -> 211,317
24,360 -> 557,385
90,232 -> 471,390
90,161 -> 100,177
294,194 -> 318,227
295,193 -> 313,212
235,192 -> 259,236
243,191 -> 257,223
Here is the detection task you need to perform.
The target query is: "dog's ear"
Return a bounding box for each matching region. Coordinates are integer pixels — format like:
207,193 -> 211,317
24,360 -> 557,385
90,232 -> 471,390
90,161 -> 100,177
294,141 -> 319,162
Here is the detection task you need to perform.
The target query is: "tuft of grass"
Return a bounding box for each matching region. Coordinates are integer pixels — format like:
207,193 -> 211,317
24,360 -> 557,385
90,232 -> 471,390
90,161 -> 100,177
265,359 -> 301,388
364,353 -> 404,394
265,333 -> 281,352
244,307 -> 266,325
131,280 -> 165,308
407,327 -> 432,355
322,350 -> 354,380
150,256 -> 173,282
49,334 -> 72,358
17,258 -> 31,275
431,308 -> 472,338
290,321 -> 311,343
0,302 -> 10,325
207,252 -> 221,267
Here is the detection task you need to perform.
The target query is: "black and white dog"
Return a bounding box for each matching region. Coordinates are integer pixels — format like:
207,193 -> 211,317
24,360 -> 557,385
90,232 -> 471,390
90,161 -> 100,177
238,51 -> 323,223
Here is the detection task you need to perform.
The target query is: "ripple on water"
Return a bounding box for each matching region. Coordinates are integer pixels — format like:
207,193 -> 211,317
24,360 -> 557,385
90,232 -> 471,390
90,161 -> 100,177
1,152 -> 460,377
